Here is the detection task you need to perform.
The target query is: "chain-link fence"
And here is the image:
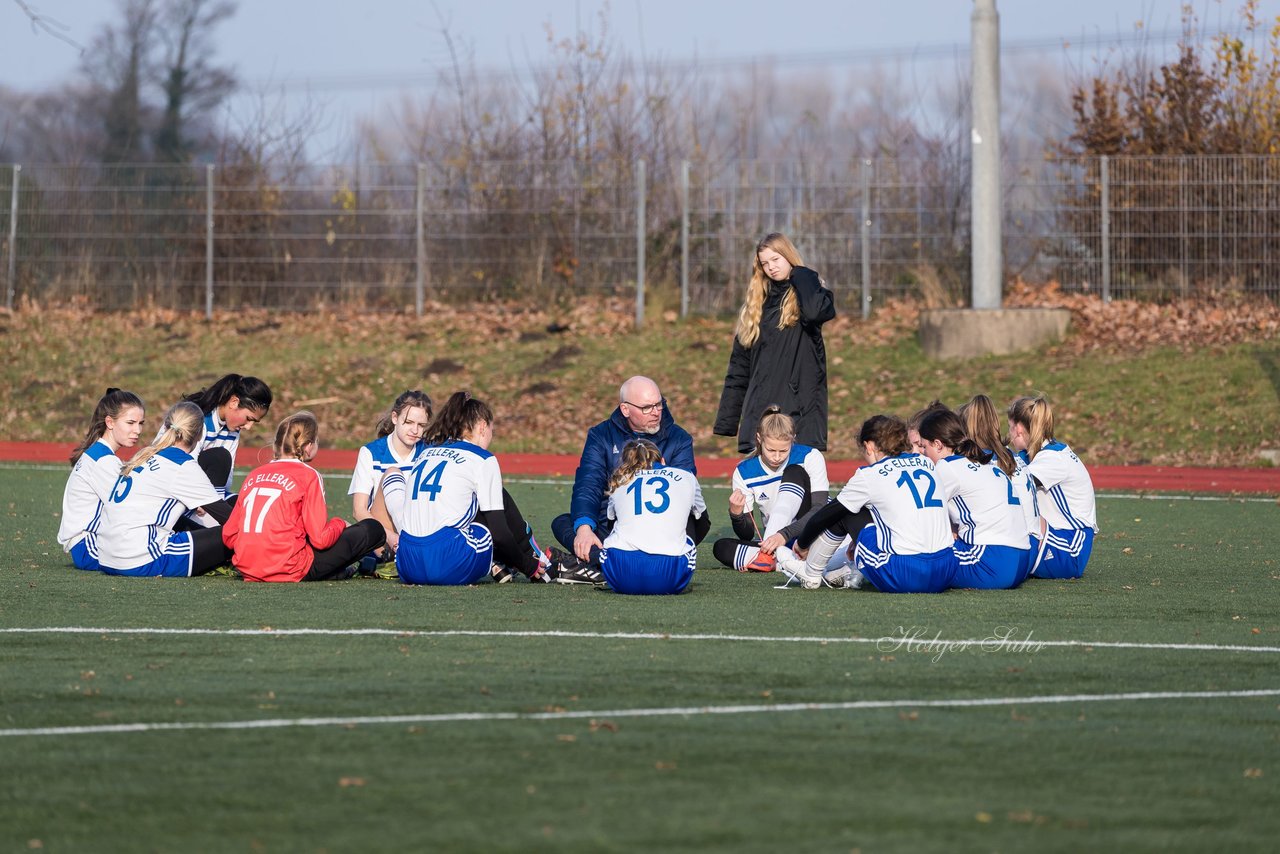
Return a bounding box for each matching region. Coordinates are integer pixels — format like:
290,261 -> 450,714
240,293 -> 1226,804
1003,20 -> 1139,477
2,155 -> 1278,316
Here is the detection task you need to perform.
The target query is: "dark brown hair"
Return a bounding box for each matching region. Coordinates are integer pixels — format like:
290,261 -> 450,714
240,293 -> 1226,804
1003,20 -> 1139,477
70,388 -> 145,466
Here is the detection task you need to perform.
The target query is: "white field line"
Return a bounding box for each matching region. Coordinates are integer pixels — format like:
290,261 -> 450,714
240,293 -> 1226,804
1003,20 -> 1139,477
2,688 -> 1277,738
3,626 -> 1279,654
0,462 -> 1275,500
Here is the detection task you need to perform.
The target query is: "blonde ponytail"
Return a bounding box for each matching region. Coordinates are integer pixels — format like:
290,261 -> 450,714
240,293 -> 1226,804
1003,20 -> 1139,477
123,401 -> 203,475
1008,394 -> 1056,462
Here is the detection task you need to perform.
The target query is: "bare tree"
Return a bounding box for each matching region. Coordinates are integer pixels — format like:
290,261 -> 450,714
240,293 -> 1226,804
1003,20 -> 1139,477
154,0 -> 237,162
81,0 -> 159,164
11,0 -> 86,53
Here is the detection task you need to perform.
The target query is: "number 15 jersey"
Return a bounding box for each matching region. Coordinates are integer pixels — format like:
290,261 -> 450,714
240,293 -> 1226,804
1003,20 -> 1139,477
604,466 -> 706,556
836,453 -> 953,556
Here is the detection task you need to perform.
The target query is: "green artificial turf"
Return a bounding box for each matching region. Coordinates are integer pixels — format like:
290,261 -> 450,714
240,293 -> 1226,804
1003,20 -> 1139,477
2,465 -> 1278,852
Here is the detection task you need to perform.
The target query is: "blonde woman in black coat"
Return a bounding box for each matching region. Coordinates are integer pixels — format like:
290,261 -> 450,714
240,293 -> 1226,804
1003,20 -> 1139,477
714,232 -> 836,454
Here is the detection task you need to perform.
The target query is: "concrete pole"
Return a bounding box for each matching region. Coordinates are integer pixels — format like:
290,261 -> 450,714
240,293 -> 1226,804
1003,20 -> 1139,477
971,0 -> 1002,309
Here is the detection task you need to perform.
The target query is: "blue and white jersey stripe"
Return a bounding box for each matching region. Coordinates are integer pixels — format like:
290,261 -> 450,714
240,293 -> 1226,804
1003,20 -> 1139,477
382,440 -> 506,539
834,453 -> 951,557
95,446 -> 221,573
58,440 -> 123,551
1023,441 -> 1097,533
731,445 -> 829,527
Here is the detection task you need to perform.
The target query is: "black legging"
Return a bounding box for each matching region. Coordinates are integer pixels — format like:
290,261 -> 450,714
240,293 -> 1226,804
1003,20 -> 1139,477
305,519 -> 387,581
190,526 -> 233,576
477,489 -> 543,578
795,501 -> 875,551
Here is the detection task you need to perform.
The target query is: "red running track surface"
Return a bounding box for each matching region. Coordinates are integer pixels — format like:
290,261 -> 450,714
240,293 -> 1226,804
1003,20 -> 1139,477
6,442 -> 1278,495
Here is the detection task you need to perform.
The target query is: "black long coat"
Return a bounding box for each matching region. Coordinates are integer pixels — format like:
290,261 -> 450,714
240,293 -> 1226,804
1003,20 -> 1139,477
713,266 -> 836,453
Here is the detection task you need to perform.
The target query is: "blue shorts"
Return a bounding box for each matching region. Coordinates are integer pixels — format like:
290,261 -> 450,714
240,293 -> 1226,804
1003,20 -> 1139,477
68,537 -> 100,572
951,543 -> 1031,589
600,542 -> 695,595
397,525 -> 492,586
853,526 -> 956,593
1032,527 -> 1095,579
100,532 -> 195,578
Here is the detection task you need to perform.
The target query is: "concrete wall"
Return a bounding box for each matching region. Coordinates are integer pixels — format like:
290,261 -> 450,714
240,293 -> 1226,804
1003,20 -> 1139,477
919,308 -> 1071,360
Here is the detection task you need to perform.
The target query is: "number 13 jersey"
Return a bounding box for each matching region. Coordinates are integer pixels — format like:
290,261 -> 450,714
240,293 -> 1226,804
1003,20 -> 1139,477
604,466 -> 706,556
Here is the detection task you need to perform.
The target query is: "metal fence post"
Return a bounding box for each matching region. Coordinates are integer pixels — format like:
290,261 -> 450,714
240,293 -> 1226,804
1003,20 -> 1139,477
1179,156 -> 1188,297
860,158 -> 872,320
5,164 -> 18,310
416,164 -> 425,318
1100,155 -> 1111,304
680,160 -> 690,317
205,164 -> 214,320
635,159 -> 646,329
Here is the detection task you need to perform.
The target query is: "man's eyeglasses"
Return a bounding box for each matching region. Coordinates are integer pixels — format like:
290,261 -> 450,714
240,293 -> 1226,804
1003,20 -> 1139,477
623,400 -> 663,415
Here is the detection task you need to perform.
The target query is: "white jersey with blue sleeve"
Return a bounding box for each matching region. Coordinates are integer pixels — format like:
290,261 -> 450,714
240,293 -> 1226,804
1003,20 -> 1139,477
731,445 -> 829,522
348,435 -> 425,508
932,455 -> 1030,549
95,447 -> 222,571
58,439 -> 120,551
604,466 -> 706,556
1023,442 -> 1098,532
835,453 -> 953,555
194,410 -> 241,497
381,441 -> 503,537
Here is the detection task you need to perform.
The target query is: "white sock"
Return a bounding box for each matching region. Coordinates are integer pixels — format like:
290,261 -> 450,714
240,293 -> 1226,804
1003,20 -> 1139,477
804,529 -> 843,574
824,536 -> 852,573
763,482 -> 805,539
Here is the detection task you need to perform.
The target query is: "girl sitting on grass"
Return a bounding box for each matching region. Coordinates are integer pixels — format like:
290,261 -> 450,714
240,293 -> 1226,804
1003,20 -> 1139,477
916,406 -> 1031,589
58,388 -> 146,571
600,438 -> 707,595
783,414 -> 956,593
959,393 -> 1043,560
1008,393 -> 1098,579
347,389 -> 432,576
714,406 -> 832,573
381,391 -> 552,586
179,373 -> 273,501
95,401 -> 234,578
224,411 -> 386,582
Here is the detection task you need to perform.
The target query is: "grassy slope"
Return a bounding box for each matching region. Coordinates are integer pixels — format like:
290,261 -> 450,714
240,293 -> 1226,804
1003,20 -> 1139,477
2,466 -> 1278,851
2,299 -> 1278,466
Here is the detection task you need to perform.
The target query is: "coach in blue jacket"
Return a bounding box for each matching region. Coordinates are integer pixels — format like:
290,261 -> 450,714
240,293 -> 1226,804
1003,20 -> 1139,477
551,376 -> 704,563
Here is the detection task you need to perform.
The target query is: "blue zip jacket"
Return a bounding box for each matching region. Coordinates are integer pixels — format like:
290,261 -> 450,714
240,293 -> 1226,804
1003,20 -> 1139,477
569,400 -> 696,532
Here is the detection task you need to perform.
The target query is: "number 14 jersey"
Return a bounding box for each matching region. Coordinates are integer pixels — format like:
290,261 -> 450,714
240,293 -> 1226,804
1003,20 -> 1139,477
382,441 -> 503,537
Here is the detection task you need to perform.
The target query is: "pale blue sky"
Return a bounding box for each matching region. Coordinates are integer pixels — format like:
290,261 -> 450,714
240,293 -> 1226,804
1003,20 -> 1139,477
2,0 -> 1276,154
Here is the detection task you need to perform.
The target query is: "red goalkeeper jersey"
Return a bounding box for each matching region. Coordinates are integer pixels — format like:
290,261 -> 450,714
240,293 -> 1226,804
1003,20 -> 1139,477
223,458 -> 346,582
